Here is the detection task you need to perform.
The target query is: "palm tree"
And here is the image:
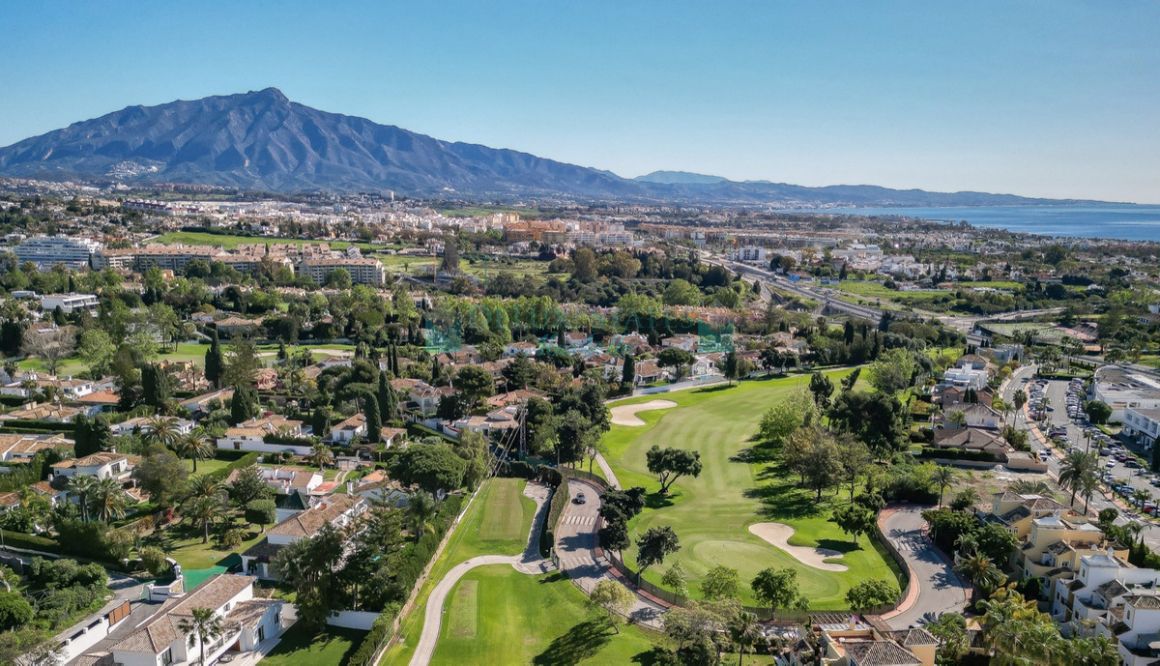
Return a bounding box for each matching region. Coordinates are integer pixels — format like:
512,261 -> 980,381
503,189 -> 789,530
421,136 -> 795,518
90,477 -> 127,523
143,416 -> 180,450
310,443 -> 334,471
407,490 -> 437,542
1012,389 -> 1027,423
1008,479 -> 1053,496
183,495 -> 222,544
173,427 -> 214,473
1059,450 -> 1097,507
1133,488 -> 1151,509
956,552 -> 1005,598
69,475 -> 98,523
728,610 -> 761,666
1080,472 -> 1101,515
177,607 -> 224,666
186,475 -> 225,503
933,467 -> 956,507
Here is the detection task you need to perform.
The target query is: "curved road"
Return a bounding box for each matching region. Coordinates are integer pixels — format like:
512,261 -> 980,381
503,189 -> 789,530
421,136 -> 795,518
408,483 -> 551,666
878,505 -> 970,629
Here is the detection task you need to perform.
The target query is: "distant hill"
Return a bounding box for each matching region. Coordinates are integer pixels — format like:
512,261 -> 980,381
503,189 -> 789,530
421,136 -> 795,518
0,88 -> 1114,206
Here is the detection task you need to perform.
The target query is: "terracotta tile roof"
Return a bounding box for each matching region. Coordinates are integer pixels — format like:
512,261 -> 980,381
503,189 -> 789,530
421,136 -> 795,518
843,640 -> 921,666
266,495 -> 362,539
112,574 -> 255,654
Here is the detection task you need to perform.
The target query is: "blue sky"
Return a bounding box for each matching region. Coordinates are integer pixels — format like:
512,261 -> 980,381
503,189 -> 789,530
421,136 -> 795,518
1,1 -> 1158,202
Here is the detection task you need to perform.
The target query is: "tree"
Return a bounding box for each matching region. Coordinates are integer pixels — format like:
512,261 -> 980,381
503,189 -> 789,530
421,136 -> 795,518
377,372 -> 398,421
758,390 -> 817,446
1012,388 -> 1027,421
845,579 -> 896,611
621,353 -> 636,386
751,567 -> 807,614
836,436 -> 872,501
722,351 -> 740,386
273,523 -> 346,628
310,443 -> 334,471
0,591 -> 34,631
173,428 -> 213,473
139,546 -> 170,577
830,504 -> 875,545
635,526 -> 680,582
828,390 -> 906,456
406,490 -> 437,542
245,499 -> 277,532
867,348 -> 917,395
390,444 -> 467,493
364,393 -> 382,443
223,337 -> 260,388
927,613 -> 969,665
661,562 -> 689,597
177,607 -> 224,666
809,371 -> 834,408
657,348 -> 695,378
645,445 -> 703,494
572,247 -> 598,282
22,326 -> 75,377
454,365 -> 494,410
932,466 -> 956,507
701,565 -> 741,601
782,426 -> 841,500
229,386 -> 258,424
229,465 -> 272,505
588,579 -> 635,633
663,278 -> 701,306
441,235 -> 461,273
90,477 -> 127,522
1059,450 -> 1098,507
141,363 -> 171,408
1085,399 -> 1112,425
204,331 -> 225,388
77,329 -> 116,377
132,444 -> 189,508
955,551 -> 1005,597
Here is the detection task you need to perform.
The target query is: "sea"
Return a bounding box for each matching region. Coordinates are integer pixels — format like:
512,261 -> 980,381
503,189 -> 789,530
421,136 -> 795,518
796,205 -> 1160,243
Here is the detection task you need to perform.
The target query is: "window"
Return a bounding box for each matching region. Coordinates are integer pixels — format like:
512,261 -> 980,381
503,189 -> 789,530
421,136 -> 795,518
161,648 -> 174,666
258,625 -> 266,643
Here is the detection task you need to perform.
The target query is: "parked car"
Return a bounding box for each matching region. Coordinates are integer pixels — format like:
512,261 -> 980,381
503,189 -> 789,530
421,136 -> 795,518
573,492 -> 587,505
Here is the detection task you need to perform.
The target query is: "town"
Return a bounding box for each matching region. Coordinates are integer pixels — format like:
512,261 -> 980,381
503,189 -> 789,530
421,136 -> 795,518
0,180 -> 1154,666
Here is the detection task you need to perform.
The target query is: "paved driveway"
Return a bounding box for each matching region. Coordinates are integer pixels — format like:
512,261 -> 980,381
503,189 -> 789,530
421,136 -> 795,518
879,506 -> 970,629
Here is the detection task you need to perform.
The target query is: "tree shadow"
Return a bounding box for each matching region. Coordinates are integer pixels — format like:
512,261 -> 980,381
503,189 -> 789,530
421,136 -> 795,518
632,647 -> 678,665
539,572 -> 567,584
744,482 -> 823,520
815,538 -> 861,554
533,618 -> 613,665
693,384 -> 734,395
732,445 -> 779,464
645,492 -> 675,509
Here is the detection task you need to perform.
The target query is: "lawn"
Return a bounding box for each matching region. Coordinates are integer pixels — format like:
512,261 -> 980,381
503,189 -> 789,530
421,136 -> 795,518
263,626 -> 367,666
381,478 -> 545,664
152,523 -> 265,570
603,373 -> 900,609
432,566 -> 661,666
459,258 -> 552,280
187,457 -> 231,477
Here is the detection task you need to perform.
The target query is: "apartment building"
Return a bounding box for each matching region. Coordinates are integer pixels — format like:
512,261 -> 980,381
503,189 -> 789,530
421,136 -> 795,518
1018,512 -> 1116,581
1123,407 -> 1160,448
39,292 -> 99,314
93,244 -> 219,272
981,491 -> 1070,540
1051,549 -> 1160,633
14,235 -> 102,269
296,257 -> 386,286
819,625 -> 936,666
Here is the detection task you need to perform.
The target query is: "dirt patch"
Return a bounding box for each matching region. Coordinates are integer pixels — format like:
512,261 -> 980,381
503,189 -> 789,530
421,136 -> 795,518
610,399 -> 677,426
748,522 -> 849,572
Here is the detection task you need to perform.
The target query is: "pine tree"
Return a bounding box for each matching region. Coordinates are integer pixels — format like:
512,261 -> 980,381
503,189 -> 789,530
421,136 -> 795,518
364,393 -> 383,443
205,331 -> 225,388
557,326 -> 566,347
312,407 -> 331,439
391,344 -> 400,376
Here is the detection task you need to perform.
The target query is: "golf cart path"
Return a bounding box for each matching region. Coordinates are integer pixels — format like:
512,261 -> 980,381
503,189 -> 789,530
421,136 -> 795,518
748,522 -> 849,572
408,482 -> 552,666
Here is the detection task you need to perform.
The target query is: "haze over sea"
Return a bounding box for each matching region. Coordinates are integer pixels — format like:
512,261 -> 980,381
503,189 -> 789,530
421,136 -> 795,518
811,205 -> 1160,242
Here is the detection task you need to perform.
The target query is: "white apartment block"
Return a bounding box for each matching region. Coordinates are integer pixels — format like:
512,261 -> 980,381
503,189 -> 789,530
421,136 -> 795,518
1124,408 -> 1160,447
296,257 -> 386,286
14,236 -> 102,269
40,292 -> 99,314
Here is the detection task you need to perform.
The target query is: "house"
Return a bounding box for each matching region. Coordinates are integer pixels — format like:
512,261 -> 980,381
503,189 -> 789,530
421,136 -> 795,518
941,366 -> 989,390
0,402 -> 84,423
110,416 -> 195,437
1124,407 -> 1160,448
454,406 -> 522,436
51,452 -> 137,482
1051,549 -> 1160,640
634,360 -> 664,385
485,388 -> 546,409
819,624 -> 936,666
934,385 -> 994,409
75,389 -> 121,414
213,315 -> 263,338
0,433 -> 72,463
610,332 -> 652,354
1019,513 -> 1119,586
180,388 -> 235,417
254,368 -> 279,391
109,574 -> 283,666
241,495 -> 366,580
661,334 -> 698,353
956,354 -> 990,371
1116,593 -> 1160,665
943,403 -> 1003,429
390,379 -> 442,417
503,341 -> 539,357
561,331 -> 590,348
981,491 -> 1071,540
931,427 -> 1008,457
216,415 -> 309,456
0,492 -> 21,512
226,466 -> 323,496
330,413 -> 368,443
29,480 -> 68,507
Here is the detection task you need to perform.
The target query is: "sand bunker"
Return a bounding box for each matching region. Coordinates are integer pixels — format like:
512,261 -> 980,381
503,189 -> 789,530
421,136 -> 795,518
610,400 -> 677,426
748,522 -> 849,572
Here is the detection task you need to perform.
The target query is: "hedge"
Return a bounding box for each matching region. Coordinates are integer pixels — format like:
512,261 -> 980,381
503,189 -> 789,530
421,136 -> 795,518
347,604 -> 399,666
0,419 -> 75,433
540,481 -> 570,556
0,529 -> 58,552
918,447 -> 1001,462
203,452 -> 262,483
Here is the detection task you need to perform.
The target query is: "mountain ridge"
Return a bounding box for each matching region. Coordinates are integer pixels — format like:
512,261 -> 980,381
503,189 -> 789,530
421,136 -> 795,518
0,88 -> 1120,206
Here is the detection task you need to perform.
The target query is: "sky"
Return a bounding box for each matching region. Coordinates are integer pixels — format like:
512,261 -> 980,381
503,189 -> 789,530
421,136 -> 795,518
1,1 -> 1158,203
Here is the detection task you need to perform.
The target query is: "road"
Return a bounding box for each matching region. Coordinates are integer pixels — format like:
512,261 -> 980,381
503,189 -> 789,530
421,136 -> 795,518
1001,364 -> 1160,551
878,506 -> 970,629
555,479 -> 667,628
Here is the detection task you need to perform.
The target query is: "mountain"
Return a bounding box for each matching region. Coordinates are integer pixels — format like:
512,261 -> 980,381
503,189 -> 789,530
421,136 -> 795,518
634,170 -> 727,185
0,88 -> 1113,206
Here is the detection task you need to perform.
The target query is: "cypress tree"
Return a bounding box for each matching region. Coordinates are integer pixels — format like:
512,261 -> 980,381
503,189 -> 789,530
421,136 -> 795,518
377,373 -> 395,420
431,357 -> 442,384
622,354 -> 635,386
312,407 -> 330,439
141,364 -> 170,408
364,394 -> 382,444
205,330 -> 225,388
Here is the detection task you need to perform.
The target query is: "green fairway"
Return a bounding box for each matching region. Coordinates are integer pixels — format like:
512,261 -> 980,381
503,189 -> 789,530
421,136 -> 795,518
154,230 -> 375,252
432,566 -> 660,666
381,477 -> 540,665
263,626 -> 366,666
604,374 -> 900,609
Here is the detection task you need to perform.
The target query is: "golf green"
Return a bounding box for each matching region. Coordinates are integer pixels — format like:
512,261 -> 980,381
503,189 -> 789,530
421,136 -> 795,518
604,374 -> 900,609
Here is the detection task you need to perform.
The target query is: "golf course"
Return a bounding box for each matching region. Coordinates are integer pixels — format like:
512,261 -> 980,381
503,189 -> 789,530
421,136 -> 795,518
383,478 -> 661,665
604,372 -> 902,609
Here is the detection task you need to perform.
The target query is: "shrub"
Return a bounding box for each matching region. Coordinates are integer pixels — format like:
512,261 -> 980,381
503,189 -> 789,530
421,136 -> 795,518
245,499 -> 277,529
0,591 -> 34,631
139,547 -> 170,577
